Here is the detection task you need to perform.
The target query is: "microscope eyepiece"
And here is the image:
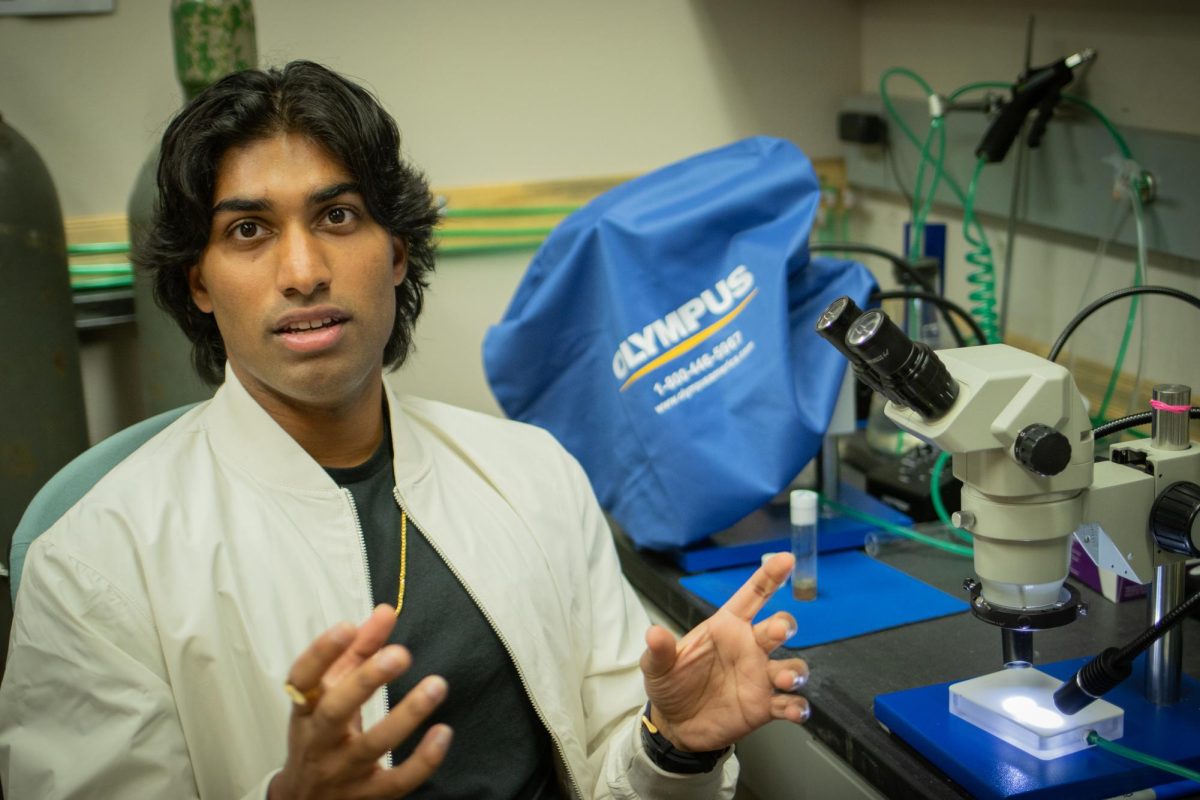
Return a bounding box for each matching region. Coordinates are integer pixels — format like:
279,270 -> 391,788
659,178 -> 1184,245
845,308 -> 887,348
816,296 -> 857,334
814,297 -> 898,404
815,296 -> 867,357
845,309 -> 960,421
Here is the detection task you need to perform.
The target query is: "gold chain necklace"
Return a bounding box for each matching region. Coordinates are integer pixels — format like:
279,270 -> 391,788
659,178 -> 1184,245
395,510 -> 407,617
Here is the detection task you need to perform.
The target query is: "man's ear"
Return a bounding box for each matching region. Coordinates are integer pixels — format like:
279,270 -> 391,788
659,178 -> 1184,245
392,236 -> 408,287
188,264 -> 214,313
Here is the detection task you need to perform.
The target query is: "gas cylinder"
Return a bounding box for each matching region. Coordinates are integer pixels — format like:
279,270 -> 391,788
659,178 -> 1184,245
0,112 -> 89,668
131,0 -> 256,414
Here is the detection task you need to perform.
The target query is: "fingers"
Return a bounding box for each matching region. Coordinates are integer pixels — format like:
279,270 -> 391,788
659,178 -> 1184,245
356,675 -> 449,761
770,692 -> 811,724
723,553 -> 794,621
278,610 -> 452,797
753,612 -> 798,652
363,724 -> 454,797
639,625 -> 679,680
285,621 -> 356,714
768,658 -> 811,723
315,644 -> 413,729
768,658 -> 809,693
326,605 -> 399,684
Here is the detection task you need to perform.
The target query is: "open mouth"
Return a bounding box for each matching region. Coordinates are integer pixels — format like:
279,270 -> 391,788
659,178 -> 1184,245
274,313 -> 349,353
277,316 -> 343,334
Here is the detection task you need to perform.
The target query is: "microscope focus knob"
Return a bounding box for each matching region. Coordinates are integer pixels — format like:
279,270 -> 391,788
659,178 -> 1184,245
1150,481 -> 1200,557
1014,423 -> 1072,476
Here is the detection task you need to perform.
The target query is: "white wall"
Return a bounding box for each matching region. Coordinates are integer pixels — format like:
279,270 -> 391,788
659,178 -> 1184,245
0,0 -> 863,427
0,1 -> 179,218
853,0 -> 1200,405
1,0 -> 862,216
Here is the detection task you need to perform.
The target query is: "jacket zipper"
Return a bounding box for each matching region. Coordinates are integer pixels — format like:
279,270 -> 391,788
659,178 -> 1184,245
391,487 -> 584,800
342,488 -> 394,769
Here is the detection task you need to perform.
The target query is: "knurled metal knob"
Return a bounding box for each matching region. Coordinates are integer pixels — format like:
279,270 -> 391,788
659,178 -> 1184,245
1150,481 -> 1200,557
1014,423 -> 1072,477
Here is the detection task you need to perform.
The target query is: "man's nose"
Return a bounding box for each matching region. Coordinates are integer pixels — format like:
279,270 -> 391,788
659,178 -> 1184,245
276,225 -> 332,297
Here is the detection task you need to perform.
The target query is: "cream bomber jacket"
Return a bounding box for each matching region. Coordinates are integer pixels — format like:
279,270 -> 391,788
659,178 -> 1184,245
0,370 -> 736,799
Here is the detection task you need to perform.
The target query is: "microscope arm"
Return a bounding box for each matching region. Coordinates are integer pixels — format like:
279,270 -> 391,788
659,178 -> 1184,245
1077,442 -> 1200,585
1077,461 -> 1158,585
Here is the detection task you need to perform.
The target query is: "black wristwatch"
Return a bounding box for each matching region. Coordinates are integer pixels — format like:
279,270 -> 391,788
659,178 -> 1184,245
639,702 -> 729,774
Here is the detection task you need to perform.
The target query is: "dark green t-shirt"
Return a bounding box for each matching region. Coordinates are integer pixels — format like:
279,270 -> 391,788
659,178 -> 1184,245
324,432 -> 562,799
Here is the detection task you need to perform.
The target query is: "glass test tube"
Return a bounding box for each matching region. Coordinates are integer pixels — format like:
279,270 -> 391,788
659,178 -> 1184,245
790,489 -> 818,601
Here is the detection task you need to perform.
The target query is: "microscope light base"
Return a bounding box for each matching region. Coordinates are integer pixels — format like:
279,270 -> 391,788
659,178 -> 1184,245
877,656 -> 1200,799
949,668 -> 1123,760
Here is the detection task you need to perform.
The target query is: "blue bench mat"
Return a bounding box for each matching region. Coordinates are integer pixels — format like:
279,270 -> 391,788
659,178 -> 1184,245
679,550 -> 968,649
667,483 -> 912,573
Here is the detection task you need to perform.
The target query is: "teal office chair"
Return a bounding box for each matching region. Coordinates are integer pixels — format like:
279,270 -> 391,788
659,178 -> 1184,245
9,404 -> 196,602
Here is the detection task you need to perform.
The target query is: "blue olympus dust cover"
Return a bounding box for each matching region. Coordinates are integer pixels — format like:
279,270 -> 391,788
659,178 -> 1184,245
484,137 -> 876,549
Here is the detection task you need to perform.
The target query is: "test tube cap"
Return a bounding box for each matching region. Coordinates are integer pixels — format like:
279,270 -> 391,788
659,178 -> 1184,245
790,489 -> 818,526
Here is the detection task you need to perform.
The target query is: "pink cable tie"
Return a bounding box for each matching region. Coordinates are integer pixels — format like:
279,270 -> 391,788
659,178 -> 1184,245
1150,399 -> 1192,414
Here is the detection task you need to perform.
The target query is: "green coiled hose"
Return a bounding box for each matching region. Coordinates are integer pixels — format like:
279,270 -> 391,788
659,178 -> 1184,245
963,157 -> 1000,343
880,68 -> 1002,344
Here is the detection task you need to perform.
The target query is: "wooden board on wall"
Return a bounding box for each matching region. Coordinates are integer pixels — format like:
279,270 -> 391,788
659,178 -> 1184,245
66,157 -> 850,257
433,157 -> 848,251
64,214 -> 127,247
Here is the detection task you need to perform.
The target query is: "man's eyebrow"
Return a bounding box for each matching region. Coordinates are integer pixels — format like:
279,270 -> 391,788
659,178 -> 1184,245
310,182 -> 362,205
212,197 -> 271,215
210,183 -> 361,215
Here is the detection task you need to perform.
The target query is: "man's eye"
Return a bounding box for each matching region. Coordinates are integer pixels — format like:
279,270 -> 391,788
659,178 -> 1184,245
235,221 -> 260,239
326,207 -> 356,225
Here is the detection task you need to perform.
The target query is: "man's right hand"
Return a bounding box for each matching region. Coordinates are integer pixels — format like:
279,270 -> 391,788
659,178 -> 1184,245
268,605 -> 450,799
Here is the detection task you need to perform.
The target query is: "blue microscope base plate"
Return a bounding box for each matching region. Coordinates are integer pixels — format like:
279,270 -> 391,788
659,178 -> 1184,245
874,657 -> 1200,799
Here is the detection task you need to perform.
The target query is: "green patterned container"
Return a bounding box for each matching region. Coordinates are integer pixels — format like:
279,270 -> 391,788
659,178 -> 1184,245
171,0 -> 257,100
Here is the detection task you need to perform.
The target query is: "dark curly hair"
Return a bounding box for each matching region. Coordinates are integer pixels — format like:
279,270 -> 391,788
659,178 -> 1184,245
133,60 -> 439,386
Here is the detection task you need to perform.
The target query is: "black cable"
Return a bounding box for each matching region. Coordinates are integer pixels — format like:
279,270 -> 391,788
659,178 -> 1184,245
872,290 -> 987,347
1115,588 -> 1200,664
1048,286 -> 1200,363
808,242 -> 936,295
1055,585 -> 1200,714
1092,408 -> 1200,440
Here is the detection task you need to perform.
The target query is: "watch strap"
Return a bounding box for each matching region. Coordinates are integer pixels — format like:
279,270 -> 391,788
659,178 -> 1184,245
639,702 -> 729,775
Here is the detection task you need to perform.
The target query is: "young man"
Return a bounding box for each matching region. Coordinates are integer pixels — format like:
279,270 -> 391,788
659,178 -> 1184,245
0,61 -> 809,799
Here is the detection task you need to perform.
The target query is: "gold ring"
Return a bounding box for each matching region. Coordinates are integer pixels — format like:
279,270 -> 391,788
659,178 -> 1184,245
284,682 -> 323,708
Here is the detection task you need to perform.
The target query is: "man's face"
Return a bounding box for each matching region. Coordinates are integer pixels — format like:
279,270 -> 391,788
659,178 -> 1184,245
189,133 -> 406,412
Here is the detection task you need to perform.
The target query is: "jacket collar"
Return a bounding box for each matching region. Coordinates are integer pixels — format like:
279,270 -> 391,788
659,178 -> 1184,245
205,365 -> 432,493
383,375 -> 434,491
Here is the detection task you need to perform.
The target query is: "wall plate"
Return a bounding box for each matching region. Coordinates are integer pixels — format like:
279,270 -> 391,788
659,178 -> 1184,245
841,94 -> 1200,264
0,0 -> 113,14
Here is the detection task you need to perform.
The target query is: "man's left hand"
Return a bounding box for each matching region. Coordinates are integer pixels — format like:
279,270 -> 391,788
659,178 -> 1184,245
640,552 -> 809,752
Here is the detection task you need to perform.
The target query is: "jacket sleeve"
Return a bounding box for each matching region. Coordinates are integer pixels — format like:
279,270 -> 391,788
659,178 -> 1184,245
0,536 -> 273,800
560,450 -> 738,800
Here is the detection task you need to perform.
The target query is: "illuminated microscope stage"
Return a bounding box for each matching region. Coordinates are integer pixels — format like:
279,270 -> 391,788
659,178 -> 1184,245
949,668 -> 1122,761
875,657 -> 1200,799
